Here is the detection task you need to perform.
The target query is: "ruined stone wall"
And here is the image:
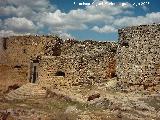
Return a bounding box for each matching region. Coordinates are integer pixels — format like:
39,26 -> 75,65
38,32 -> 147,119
0,38 -> 6,66
0,35 -> 61,91
0,35 -> 117,89
0,64 -> 28,93
116,24 -> 160,92
0,35 -> 60,66
38,41 -> 117,87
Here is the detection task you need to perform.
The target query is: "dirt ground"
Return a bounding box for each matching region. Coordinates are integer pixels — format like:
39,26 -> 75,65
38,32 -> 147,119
0,81 -> 160,120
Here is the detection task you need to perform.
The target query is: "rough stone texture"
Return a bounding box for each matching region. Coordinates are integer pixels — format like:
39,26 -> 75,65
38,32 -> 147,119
0,64 -> 28,93
38,41 -> 117,87
0,35 -> 61,65
0,35 -> 62,92
5,83 -> 46,100
116,24 -> 160,92
0,35 -> 117,92
1,23 -> 159,93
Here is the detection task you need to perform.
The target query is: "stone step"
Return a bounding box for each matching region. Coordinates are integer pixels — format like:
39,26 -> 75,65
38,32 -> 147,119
5,93 -> 29,100
6,94 -> 46,100
14,88 -> 46,94
6,91 -> 46,100
7,91 -> 31,99
5,83 -> 47,100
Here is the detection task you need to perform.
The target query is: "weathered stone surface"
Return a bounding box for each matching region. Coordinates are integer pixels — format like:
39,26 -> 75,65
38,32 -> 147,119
0,23 -> 160,94
0,35 -> 117,89
0,35 -> 61,66
116,24 -> 160,92
5,83 -> 47,100
38,40 -> 117,87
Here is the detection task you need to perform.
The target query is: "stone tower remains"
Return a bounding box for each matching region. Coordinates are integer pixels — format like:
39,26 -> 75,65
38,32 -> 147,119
116,24 -> 160,92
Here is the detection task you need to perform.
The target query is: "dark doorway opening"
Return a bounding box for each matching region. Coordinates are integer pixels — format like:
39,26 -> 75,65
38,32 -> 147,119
29,60 -> 39,83
55,71 -> 65,77
32,66 -> 37,83
3,37 -> 8,50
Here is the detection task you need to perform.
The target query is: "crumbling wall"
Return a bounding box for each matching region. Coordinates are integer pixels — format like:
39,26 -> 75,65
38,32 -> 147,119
38,41 -> 117,87
0,64 -> 28,93
0,35 -> 61,91
0,34 -> 118,90
44,36 -> 63,56
116,24 -> 160,92
1,36 -> 60,66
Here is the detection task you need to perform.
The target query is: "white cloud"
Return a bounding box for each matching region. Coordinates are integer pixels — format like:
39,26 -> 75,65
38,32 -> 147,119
114,12 -> 160,27
5,0 -> 55,12
0,0 -> 134,36
0,19 -> 3,29
92,25 -> 117,33
58,32 -> 75,40
0,6 -> 35,18
86,1 -> 133,16
0,30 -> 20,37
37,1 -> 133,31
0,0 -> 55,20
39,10 -> 88,31
4,17 -> 36,32
40,10 -> 66,26
0,0 -> 160,38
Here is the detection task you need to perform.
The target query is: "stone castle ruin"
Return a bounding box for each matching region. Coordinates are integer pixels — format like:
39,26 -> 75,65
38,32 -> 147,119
0,35 -> 117,90
116,24 -> 160,92
0,24 -> 160,93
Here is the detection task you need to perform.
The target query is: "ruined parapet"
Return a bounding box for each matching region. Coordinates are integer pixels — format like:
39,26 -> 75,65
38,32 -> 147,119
116,24 -> 160,92
44,36 -> 63,56
0,35 -> 60,66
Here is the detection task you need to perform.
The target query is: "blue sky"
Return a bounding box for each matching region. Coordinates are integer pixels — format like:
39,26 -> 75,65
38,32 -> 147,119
0,0 -> 160,41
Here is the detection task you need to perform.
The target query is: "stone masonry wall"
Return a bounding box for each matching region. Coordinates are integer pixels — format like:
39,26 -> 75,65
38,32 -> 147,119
0,64 -> 28,93
116,24 -> 160,92
0,35 -> 61,66
0,35 -> 117,90
38,41 -> 117,87
0,35 -> 62,91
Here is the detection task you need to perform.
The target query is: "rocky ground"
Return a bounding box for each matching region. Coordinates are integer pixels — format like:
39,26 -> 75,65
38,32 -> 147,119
0,79 -> 160,120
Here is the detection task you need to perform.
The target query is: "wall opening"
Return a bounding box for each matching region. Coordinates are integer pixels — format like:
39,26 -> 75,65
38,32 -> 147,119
29,60 -> 39,83
110,72 -> 117,78
23,49 -> 27,54
121,40 -> 129,48
55,71 -> 65,77
3,37 -> 8,50
32,66 -> 37,83
14,65 -> 22,69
